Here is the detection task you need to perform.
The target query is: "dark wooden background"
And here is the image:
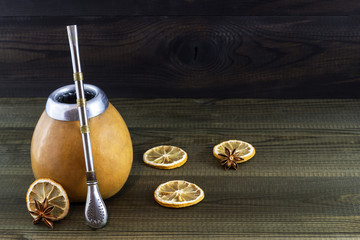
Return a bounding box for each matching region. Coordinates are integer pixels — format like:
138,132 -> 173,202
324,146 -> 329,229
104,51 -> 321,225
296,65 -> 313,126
0,1 -> 360,98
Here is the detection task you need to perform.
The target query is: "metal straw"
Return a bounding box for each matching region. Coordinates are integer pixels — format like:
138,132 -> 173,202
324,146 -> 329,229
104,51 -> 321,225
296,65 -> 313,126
67,25 -> 108,229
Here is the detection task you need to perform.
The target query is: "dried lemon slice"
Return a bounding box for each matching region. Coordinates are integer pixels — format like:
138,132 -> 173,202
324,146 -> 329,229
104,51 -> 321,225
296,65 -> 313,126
26,178 -> 70,221
213,140 -> 255,163
143,145 -> 187,169
154,180 -> 204,208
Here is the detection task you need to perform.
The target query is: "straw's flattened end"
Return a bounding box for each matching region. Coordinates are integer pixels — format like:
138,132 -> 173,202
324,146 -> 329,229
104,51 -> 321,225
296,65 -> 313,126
66,25 -> 77,31
67,25 -> 77,44
66,24 -> 81,73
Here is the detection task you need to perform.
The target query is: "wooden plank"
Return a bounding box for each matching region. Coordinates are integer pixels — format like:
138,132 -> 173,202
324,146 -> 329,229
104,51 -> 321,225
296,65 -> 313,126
1,98 -> 360,238
1,98 -> 358,129
1,17 -> 360,98
2,126 -> 360,177
0,0 -> 359,16
2,175 -> 360,238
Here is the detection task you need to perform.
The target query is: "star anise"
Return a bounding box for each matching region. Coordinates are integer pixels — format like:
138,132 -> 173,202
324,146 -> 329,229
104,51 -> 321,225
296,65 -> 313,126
29,198 -> 57,229
219,147 -> 244,170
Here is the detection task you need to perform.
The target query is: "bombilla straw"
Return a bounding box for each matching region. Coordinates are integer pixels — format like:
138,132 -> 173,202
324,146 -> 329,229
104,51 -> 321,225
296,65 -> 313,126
66,25 -> 108,229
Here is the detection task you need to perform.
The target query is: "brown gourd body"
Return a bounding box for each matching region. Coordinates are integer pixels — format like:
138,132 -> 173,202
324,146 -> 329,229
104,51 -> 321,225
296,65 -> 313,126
31,103 -> 133,202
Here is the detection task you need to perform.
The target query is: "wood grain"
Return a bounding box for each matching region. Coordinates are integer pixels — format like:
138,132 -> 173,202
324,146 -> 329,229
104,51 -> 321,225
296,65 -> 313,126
1,17 -> 360,98
1,98 -> 360,239
0,0 -> 359,16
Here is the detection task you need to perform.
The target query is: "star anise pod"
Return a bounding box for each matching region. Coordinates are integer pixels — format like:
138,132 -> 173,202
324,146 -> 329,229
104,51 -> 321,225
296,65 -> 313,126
29,198 -> 57,229
218,147 -> 244,170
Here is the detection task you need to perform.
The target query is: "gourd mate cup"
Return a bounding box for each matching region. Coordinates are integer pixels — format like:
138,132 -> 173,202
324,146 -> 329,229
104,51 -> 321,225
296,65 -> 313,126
31,85 -> 133,202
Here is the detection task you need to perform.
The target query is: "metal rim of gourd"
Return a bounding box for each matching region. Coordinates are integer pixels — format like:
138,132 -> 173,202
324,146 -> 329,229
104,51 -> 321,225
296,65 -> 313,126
45,84 -> 109,121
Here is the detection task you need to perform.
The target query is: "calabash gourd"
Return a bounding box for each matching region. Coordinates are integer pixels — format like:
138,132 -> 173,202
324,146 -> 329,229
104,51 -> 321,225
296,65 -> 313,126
31,84 -> 133,202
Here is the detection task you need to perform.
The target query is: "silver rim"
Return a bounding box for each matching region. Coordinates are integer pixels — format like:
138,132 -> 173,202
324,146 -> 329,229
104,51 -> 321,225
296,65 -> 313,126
45,84 -> 109,121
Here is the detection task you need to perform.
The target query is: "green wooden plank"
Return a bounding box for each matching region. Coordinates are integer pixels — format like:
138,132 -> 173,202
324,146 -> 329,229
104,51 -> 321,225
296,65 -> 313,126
1,98 -> 360,239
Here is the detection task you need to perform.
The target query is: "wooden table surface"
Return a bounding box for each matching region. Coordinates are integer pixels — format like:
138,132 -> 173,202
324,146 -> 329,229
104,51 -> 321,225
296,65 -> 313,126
1,98 -> 360,239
